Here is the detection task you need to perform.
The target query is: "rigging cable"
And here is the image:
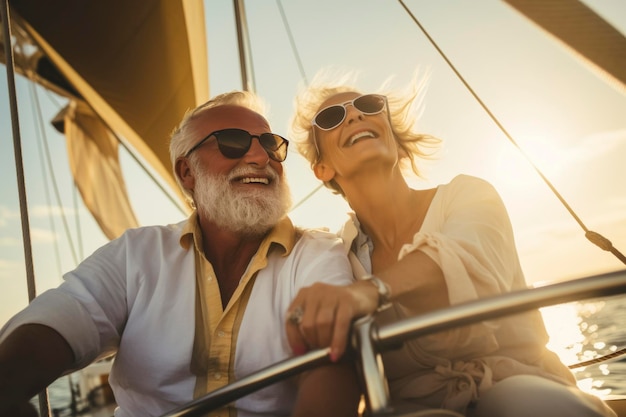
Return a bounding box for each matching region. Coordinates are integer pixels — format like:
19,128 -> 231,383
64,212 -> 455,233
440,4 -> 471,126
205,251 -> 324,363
275,0 -> 325,211
276,0 -> 308,86
113,135 -> 190,218
1,1 -> 52,416
28,83 -> 65,276
398,0 -> 626,266
398,0 -> 626,370
73,184 -> 84,260
29,82 -> 80,266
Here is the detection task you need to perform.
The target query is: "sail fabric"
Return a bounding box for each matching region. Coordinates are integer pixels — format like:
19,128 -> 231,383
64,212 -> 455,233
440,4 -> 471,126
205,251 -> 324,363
9,0 -> 208,221
504,0 -> 626,94
54,101 -> 139,240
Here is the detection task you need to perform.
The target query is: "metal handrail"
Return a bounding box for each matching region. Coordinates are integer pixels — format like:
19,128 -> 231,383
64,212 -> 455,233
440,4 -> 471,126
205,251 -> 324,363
160,269 -> 626,417
375,269 -> 626,351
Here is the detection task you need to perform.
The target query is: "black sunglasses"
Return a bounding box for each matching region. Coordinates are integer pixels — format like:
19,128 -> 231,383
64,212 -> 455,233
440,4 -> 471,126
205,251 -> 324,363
312,94 -> 387,131
185,128 -> 289,162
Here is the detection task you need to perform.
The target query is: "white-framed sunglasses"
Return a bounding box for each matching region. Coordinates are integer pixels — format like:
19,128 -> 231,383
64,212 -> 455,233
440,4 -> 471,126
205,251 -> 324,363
311,94 -> 388,161
312,94 -> 387,131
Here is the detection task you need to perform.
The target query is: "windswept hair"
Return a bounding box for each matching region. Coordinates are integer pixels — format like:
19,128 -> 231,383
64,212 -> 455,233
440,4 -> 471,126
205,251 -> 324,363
289,68 -> 440,195
169,90 -> 269,202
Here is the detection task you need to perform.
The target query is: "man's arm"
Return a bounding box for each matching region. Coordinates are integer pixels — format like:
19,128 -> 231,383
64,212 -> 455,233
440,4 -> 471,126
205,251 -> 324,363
291,362 -> 361,417
0,324 -> 75,416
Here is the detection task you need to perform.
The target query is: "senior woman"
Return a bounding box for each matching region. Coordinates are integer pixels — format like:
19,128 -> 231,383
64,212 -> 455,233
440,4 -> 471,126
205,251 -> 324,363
284,71 -> 616,417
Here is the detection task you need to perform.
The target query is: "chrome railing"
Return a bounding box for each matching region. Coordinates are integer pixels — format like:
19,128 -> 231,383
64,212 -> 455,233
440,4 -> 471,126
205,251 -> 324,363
161,269 -> 626,417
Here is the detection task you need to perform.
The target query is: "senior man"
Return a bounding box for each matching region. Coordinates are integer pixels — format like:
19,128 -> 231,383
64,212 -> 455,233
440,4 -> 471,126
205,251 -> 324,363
0,91 -> 360,417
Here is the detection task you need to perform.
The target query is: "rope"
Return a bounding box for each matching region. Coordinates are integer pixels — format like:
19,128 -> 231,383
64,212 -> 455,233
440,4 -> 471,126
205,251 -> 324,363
397,0 -> 625,265
397,0 -> 626,370
568,347 -> 626,369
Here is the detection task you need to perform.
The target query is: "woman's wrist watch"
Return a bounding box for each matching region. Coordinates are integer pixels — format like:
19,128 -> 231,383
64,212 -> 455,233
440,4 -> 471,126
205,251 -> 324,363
361,274 -> 392,312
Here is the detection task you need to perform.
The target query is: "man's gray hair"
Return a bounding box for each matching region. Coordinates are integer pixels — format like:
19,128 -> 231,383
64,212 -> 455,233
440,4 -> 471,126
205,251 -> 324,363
169,91 -> 269,202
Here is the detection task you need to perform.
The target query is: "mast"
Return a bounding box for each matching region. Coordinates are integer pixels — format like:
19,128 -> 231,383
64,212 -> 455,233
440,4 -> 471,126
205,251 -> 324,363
0,1 -> 51,416
233,0 -> 256,92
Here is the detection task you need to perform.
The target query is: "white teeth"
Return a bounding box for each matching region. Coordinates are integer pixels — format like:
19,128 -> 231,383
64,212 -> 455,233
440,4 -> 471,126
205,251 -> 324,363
349,131 -> 375,146
241,177 -> 269,184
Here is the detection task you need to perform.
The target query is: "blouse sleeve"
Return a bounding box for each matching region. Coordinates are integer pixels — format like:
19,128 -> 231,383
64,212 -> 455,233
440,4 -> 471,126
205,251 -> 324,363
397,175 -> 526,356
400,175 -> 523,303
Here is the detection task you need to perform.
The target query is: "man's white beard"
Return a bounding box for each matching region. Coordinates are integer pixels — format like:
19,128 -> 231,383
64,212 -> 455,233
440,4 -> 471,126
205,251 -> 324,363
193,165 -> 292,236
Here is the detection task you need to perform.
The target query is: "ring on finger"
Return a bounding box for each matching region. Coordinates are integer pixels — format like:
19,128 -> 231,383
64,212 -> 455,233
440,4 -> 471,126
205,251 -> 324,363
287,305 -> 304,325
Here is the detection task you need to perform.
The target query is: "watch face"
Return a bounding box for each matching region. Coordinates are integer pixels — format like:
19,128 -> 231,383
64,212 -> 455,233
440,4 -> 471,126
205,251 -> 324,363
364,275 -> 392,311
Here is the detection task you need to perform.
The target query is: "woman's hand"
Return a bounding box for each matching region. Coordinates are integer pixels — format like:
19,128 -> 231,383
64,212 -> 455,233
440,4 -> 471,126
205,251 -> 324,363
285,281 -> 379,362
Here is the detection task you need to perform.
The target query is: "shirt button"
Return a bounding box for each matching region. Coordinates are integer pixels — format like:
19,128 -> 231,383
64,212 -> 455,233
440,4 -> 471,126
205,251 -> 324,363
214,373 -> 222,380
218,331 -> 226,337
207,276 -> 213,282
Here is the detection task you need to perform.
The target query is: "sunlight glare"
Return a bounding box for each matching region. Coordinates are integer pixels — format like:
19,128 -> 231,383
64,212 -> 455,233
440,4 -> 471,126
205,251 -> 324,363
540,303 -> 584,366
516,133 -> 566,178
541,300 -> 619,398
577,377 -> 612,398
487,135 -> 558,195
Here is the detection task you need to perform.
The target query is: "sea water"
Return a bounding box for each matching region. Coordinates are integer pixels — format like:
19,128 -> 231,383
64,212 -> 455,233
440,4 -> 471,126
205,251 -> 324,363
542,293 -> 626,398
46,294 -> 626,413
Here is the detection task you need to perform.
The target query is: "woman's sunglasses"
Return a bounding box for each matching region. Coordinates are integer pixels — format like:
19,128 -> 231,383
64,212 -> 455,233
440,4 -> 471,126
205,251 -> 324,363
312,94 -> 387,131
185,128 -> 289,162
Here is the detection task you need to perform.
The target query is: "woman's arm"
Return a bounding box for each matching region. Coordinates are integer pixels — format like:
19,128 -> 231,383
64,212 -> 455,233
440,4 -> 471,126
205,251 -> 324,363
292,362 -> 361,417
285,249 -> 446,361
287,177 -> 516,360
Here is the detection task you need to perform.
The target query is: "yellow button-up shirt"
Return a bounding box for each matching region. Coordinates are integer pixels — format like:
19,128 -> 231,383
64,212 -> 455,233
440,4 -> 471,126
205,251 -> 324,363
181,212 -> 295,416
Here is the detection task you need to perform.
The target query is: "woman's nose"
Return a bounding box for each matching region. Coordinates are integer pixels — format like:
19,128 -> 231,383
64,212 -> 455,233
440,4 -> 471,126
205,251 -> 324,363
345,104 -> 365,125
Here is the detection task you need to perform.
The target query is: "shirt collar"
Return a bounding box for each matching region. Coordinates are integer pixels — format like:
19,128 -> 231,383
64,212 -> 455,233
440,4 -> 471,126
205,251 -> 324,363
339,212 -> 372,254
180,211 -> 296,256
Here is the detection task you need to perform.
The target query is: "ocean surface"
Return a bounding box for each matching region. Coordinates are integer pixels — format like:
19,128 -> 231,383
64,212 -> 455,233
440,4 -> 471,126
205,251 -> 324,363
541,293 -> 626,398
45,294 -> 626,415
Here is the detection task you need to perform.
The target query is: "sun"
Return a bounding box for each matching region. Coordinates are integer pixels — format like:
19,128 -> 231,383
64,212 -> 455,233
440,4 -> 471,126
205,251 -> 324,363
492,131 -> 567,190
516,133 -> 568,177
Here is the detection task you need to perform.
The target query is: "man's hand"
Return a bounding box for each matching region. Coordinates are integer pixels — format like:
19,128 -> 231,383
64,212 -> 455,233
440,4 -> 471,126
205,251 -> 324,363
0,401 -> 38,417
0,324 -> 75,417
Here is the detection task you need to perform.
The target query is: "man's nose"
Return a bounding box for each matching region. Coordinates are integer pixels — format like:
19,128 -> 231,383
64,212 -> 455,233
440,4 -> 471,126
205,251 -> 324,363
243,137 -> 270,165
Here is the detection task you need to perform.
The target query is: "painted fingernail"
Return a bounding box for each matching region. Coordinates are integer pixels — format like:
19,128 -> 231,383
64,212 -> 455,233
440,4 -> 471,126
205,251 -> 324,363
293,346 -> 307,356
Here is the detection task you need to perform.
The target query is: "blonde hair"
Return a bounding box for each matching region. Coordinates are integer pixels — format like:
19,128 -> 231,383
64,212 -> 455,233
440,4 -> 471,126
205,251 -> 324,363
169,90 -> 269,202
289,69 -> 440,195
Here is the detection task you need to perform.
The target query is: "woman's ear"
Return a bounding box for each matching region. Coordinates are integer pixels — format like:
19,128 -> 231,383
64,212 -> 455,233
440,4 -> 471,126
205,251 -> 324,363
175,157 -> 195,190
313,161 -> 336,182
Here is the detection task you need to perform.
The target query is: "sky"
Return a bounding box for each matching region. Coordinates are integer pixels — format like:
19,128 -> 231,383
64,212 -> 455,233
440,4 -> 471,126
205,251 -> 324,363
1,0 -> 625,330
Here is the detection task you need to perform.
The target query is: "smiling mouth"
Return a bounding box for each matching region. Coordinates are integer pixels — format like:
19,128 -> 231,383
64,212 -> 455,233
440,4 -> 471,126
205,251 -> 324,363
236,177 -> 270,185
229,166 -> 278,186
347,131 -> 377,147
